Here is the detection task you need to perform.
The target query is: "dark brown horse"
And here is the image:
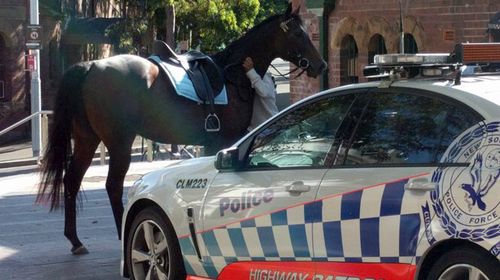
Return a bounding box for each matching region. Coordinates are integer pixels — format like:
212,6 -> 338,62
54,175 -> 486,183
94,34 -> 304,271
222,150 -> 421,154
37,4 -> 326,255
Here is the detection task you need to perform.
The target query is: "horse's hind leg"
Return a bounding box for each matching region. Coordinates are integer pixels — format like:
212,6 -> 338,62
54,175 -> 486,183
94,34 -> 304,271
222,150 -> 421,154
105,135 -> 135,240
63,131 -> 100,255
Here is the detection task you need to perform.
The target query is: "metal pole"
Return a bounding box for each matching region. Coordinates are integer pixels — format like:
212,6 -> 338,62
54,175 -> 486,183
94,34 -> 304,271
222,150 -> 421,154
30,0 -> 42,157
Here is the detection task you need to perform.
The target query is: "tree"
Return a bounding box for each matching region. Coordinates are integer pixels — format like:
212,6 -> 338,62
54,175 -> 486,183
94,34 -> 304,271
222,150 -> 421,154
175,0 -> 287,52
171,0 -> 257,52
111,0 -> 287,54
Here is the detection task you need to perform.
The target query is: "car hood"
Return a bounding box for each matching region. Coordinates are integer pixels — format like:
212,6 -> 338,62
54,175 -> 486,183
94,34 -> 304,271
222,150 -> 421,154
132,156 -> 219,204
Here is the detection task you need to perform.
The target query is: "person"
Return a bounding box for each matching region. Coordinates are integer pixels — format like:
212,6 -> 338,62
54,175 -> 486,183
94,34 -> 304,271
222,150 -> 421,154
242,57 -> 279,131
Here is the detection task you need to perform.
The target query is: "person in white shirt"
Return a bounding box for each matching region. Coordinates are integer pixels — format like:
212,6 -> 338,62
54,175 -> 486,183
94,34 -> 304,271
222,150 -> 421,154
243,57 -> 279,131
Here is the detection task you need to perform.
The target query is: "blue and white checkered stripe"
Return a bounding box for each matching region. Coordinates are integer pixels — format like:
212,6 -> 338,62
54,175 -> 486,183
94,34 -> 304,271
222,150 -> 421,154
313,179 -> 420,264
179,178 -> 422,278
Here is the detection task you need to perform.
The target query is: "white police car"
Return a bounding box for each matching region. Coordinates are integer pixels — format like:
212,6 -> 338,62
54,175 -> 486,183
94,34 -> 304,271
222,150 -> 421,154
121,43 -> 500,280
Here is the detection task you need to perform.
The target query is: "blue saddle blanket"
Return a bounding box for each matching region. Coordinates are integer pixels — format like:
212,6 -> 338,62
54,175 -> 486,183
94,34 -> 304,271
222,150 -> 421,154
149,56 -> 228,105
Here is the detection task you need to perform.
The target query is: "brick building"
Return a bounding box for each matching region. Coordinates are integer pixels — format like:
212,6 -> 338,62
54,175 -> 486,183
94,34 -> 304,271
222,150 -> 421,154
0,0 -> 119,143
291,0 -> 500,102
0,1 -> 31,141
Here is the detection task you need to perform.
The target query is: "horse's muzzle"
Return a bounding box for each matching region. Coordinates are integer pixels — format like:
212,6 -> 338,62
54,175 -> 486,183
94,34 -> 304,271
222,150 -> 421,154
307,60 -> 327,78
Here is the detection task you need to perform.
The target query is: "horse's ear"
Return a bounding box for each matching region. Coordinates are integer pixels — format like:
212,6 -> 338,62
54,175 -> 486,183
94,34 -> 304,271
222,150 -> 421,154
285,2 -> 300,17
285,2 -> 292,17
293,5 -> 301,16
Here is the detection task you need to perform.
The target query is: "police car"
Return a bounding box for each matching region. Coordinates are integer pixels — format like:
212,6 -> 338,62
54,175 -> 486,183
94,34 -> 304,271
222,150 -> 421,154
121,43 -> 500,280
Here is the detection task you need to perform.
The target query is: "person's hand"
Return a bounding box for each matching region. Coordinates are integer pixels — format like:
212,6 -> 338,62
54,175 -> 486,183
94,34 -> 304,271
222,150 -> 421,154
242,57 -> 254,72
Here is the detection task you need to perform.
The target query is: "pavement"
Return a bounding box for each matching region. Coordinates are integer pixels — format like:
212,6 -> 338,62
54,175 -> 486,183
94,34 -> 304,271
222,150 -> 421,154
0,136 -> 183,199
0,136 -> 184,186
0,140 -> 37,169
0,137 -> 152,169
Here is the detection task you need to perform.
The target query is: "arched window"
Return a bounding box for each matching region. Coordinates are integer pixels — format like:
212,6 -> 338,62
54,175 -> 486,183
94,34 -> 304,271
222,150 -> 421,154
0,35 -> 5,100
368,34 -> 387,64
404,33 -> 418,54
340,35 -> 358,85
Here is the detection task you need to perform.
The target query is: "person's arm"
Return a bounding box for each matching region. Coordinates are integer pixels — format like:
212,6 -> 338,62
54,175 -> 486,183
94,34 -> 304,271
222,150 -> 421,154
243,57 -> 276,98
245,69 -> 275,98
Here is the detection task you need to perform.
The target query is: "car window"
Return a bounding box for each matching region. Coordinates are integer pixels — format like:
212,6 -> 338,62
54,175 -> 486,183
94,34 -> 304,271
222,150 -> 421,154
338,90 -> 482,165
245,94 -> 356,168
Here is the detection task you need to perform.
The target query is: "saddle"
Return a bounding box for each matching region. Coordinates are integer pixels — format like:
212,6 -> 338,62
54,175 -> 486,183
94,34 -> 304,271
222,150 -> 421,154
151,40 -> 224,131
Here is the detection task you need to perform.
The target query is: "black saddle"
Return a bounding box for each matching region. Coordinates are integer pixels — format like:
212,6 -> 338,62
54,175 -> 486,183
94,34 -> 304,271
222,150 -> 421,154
151,40 -> 224,102
151,40 -> 223,132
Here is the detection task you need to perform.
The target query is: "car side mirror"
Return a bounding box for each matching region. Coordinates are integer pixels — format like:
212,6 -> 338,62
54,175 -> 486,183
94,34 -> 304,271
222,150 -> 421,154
214,147 -> 240,170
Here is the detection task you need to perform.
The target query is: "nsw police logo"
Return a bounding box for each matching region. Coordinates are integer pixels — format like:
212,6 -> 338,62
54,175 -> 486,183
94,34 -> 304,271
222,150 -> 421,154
429,121 -> 500,242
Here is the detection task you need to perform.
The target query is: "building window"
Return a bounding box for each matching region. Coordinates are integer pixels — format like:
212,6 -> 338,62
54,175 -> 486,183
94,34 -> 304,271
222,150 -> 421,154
368,34 -> 387,64
340,35 -> 358,85
404,33 -> 418,54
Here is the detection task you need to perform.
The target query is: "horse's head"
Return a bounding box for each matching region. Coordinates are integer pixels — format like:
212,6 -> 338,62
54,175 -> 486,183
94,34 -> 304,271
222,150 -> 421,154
275,4 -> 327,78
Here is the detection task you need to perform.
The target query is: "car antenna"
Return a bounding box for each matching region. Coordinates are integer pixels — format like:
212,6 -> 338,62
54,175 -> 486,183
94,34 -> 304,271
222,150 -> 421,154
399,0 -> 404,54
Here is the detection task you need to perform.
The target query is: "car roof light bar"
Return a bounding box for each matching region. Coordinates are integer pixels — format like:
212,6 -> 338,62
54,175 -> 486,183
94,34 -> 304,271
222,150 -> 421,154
364,43 -> 500,82
364,53 -> 457,80
374,53 -> 451,65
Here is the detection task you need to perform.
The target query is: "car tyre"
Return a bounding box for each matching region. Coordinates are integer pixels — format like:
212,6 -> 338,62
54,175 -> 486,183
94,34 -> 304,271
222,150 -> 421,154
426,245 -> 500,280
127,208 -> 186,280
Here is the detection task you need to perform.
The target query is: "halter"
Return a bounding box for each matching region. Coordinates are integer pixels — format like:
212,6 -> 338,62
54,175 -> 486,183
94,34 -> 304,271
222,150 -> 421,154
221,16 -> 311,91
280,18 -> 295,33
279,17 -> 310,78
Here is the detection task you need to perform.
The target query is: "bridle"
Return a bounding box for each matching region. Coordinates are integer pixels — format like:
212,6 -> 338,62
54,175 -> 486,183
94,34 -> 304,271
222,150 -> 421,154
278,17 -> 310,79
270,53 -> 309,80
221,15 -> 312,94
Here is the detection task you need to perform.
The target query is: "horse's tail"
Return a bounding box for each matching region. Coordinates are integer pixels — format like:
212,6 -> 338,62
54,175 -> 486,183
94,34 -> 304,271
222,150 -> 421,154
36,62 -> 92,210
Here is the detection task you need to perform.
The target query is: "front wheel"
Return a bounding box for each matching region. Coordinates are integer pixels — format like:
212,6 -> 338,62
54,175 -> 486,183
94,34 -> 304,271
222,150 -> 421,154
126,208 -> 186,280
426,245 -> 500,280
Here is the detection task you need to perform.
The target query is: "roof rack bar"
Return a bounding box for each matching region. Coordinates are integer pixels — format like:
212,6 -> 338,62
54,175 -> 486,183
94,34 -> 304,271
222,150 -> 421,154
454,43 -> 500,64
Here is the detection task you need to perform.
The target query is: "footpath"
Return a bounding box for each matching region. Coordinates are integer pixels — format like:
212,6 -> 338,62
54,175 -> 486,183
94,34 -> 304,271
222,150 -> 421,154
0,137 -> 182,197
0,141 -> 36,169
0,136 -> 173,170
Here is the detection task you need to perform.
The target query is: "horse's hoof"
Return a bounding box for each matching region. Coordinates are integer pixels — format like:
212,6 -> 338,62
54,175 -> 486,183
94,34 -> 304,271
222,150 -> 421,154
71,245 -> 89,255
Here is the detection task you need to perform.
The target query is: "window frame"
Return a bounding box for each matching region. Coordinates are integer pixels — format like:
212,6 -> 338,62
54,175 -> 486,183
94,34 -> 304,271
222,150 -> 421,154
332,87 -> 484,168
237,89 -> 367,172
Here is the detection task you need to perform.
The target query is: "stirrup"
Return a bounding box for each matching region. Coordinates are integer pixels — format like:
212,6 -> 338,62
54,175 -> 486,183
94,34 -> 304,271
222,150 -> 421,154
205,113 -> 220,132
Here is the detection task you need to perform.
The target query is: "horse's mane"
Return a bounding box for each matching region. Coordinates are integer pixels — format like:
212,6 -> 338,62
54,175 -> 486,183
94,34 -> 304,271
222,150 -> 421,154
213,12 -> 302,65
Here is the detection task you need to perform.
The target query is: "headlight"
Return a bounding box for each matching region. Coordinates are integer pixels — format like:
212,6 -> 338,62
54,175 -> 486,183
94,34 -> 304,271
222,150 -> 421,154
128,178 -> 143,200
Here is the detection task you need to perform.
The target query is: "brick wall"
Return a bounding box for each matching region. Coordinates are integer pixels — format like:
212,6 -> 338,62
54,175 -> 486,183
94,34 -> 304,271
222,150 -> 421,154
288,0 -> 323,104
325,0 -> 500,88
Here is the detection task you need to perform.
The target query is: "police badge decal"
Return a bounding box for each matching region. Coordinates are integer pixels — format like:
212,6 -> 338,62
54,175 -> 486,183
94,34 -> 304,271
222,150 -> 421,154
429,121 -> 500,243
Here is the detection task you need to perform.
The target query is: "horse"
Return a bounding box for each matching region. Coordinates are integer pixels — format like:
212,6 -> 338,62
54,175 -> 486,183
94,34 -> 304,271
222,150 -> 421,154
37,4 -> 327,255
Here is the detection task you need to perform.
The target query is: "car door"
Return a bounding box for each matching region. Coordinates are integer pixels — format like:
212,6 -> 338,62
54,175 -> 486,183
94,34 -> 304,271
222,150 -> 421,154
198,93 -> 358,279
312,88 -> 483,280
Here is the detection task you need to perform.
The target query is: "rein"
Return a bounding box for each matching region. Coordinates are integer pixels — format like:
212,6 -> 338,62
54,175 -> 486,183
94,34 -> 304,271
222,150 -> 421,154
270,64 -> 307,80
